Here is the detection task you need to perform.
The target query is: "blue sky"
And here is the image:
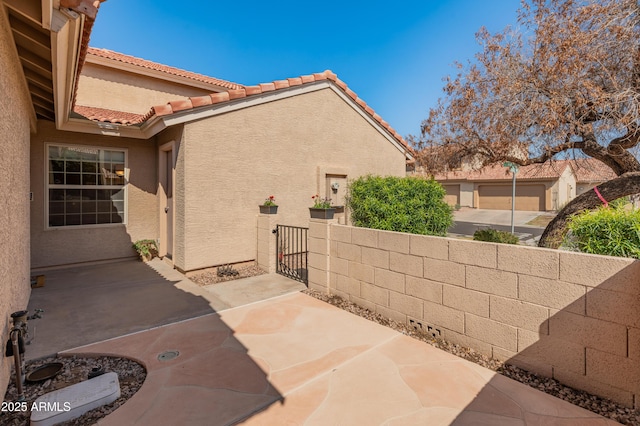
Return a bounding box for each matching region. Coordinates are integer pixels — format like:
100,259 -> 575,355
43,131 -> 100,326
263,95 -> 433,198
90,1 -> 521,138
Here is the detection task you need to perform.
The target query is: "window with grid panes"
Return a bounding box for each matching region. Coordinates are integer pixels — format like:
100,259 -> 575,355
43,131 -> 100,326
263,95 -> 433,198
47,145 -> 127,227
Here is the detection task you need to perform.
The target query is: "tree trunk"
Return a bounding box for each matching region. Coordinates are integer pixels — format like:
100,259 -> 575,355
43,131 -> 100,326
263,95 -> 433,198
538,172 -> 640,249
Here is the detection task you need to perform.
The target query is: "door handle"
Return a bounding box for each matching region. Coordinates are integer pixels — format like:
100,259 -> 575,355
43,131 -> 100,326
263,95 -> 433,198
165,207 -> 169,213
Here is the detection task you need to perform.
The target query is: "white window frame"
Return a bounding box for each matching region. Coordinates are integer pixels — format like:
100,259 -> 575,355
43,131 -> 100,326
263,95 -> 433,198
45,143 -> 128,229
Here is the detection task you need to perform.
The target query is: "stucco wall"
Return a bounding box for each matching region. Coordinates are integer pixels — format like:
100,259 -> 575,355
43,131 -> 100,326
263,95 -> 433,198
179,87 -> 407,272
555,167 -> 577,210
309,222 -> 640,408
0,10 -> 32,396
30,122 -> 158,268
76,62 -> 216,114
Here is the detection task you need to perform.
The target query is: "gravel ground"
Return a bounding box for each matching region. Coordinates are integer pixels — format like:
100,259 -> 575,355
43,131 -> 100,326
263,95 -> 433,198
189,265 -> 266,286
303,289 -> 640,425
1,355 -> 146,426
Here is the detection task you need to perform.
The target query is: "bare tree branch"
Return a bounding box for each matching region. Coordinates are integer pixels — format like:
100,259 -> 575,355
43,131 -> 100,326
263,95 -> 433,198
412,0 -> 640,247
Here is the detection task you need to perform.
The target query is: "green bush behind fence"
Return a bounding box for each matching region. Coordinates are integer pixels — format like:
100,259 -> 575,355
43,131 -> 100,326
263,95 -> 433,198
346,176 -> 453,236
567,201 -> 640,259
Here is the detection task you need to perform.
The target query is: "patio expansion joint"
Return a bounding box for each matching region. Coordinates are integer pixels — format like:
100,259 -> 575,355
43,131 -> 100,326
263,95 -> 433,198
61,312 -> 225,355
216,289 -> 306,313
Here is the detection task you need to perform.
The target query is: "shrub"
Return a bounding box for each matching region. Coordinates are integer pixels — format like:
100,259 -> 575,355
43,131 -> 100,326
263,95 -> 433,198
566,203 -> 640,259
346,176 -> 453,236
132,239 -> 158,261
473,228 -> 519,244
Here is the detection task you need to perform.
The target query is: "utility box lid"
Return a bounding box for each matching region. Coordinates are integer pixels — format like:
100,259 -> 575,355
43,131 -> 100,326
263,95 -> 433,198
30,371 -> 120,426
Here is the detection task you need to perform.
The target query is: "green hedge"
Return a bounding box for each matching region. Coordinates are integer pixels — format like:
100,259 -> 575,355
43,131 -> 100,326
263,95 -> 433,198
567,203 -> 640,259
473,228 -> 519,244
346,176 -> 453,236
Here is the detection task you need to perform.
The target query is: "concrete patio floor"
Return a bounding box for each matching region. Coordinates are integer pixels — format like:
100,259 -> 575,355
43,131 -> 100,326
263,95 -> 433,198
26,259 -> 305,360
61,291 -> 618,425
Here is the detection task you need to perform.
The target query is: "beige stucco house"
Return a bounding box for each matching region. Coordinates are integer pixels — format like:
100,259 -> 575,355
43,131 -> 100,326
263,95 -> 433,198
0,0 -> 411,393
424,159 -> 616,211
31,47 -> 411,273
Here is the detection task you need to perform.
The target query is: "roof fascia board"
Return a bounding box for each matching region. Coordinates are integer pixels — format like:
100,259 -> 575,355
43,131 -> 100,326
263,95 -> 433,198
85,54 -> 231,93
51,7 -> 82,130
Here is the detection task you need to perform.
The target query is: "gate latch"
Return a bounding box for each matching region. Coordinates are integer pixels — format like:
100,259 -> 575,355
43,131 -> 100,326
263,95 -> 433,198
272,228 -> 277,234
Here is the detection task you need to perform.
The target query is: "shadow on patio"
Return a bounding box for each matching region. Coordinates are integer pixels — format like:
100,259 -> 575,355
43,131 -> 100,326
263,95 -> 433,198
26,259 -> 225,360
24,258 -> 288,424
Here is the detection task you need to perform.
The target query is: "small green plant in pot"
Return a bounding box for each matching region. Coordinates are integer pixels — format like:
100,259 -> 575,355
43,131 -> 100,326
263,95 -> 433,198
309,194 -> 334,219
132,239 -> 159,261
259,195 -> 278,214
311,194 -> 332,208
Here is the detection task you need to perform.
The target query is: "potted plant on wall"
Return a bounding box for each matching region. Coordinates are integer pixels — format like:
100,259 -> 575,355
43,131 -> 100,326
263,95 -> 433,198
309,194 -> 335,219
259,195 -> 278,214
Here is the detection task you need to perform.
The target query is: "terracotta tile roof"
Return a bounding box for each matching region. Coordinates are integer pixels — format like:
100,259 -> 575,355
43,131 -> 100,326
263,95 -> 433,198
76,68 -> 410,151
86,47 -> 243,90
432,162 -> 567,181
570,158 -> 617,182
73,105 -> 146,125
431,159 -> 615,182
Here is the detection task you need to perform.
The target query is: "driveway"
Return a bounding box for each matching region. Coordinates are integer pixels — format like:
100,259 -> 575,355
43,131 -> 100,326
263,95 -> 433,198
450,208 -> 555,244
453,208 -> 554,228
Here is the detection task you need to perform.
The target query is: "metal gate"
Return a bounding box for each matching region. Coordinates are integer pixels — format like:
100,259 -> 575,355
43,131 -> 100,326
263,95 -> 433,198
275,225 -> 308,284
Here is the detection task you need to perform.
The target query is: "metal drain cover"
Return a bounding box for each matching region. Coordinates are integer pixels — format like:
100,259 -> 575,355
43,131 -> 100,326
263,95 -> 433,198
157,350 -> 180,362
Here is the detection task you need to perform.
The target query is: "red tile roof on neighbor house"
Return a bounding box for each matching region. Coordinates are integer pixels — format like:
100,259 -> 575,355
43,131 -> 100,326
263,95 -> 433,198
86,48 -> 243,90
570,158 -> 617,182
73,66 -> 410,151
432,159 -> 616,182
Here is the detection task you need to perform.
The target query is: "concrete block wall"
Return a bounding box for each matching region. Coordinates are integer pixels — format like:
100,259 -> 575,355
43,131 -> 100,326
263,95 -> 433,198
308,223 -> 640,408
256,213 -> 278,273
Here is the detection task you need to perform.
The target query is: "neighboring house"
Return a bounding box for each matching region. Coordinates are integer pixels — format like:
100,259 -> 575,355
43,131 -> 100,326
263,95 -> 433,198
417,159 -> 616,211
2,0 -> 412,292
571,158 -> 619,196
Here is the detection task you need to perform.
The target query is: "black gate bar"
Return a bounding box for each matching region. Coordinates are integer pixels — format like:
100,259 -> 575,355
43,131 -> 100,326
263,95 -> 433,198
275,224 -> 308,284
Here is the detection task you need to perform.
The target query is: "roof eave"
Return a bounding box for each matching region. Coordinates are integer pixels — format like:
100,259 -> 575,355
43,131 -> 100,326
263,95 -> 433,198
61,117 -> 150,138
